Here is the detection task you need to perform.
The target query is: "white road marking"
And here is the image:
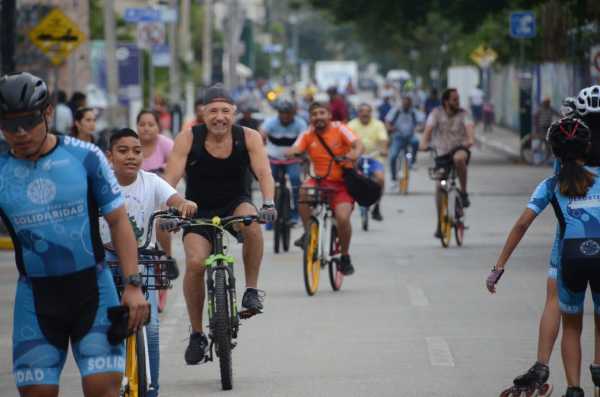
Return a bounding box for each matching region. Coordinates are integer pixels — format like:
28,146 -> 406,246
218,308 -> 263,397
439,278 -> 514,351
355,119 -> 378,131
407,285 -> 429,307
426,337 -> 455,367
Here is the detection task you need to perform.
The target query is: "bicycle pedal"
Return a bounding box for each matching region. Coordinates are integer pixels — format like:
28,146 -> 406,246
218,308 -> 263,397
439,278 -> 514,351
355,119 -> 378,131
239,308 -> 262,319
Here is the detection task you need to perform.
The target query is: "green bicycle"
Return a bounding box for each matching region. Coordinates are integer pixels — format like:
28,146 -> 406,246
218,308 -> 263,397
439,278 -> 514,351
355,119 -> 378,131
161,210 -> 259,390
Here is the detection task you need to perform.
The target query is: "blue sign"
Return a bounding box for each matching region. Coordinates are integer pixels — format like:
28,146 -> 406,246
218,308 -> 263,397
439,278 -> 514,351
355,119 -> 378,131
152,44 -> 171,67
510,11 -> 536,39
123,8 -> 161,23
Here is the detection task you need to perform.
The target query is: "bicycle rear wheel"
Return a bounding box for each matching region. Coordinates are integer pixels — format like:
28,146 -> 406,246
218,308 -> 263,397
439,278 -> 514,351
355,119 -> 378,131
273,187 -> 282,254
361,206 -> 369,231
454,196 -> 465,246
303,218 -> 320,296
439,192 -> 452,248
214,268 -> 233,390
328,225 -> 343,291
399,155 -> 410,194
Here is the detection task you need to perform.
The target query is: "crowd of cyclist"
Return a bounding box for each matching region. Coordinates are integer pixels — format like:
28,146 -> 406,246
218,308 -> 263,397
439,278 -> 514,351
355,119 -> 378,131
3,68 -> 600,397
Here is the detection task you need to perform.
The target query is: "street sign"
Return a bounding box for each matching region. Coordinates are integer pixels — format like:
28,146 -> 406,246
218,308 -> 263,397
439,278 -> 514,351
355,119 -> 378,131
124,8 -> 161,23
136,22 -> 166,49
152,44 -> 171,67
470,44 -> 498,68
510,11 -> 536,39
28,8 -> 86,66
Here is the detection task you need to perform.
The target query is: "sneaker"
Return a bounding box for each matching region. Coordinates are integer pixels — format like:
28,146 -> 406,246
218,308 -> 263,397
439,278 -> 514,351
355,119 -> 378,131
434,229 -> 442,238
240,288 -> 265,318
294,233 -> 306,248
166,256 -> 179,280
340,255 -> 355,276
460,191 -> 471,208
185,332 -> 209,365
564,386 -> 584,397
371,206 -> 383,222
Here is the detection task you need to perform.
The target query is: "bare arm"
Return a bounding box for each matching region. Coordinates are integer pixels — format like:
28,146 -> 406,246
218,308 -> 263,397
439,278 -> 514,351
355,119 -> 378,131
285,143 -> 305,158
163,128 -> 193,188
494,208 -> 538,270
258,127 -> 268,145
346,138 -> 364,161
465,122 -> 476,147
104,206 -> 149,330
245,128 -> 275,202
420,122 -> 434,150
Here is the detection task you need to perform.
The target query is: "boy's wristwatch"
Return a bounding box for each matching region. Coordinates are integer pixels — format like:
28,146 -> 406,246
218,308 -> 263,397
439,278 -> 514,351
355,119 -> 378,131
126,273 -> 143,288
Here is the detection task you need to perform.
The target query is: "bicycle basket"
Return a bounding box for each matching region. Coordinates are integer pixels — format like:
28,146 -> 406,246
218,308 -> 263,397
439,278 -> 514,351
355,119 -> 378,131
108,256 -> 175,292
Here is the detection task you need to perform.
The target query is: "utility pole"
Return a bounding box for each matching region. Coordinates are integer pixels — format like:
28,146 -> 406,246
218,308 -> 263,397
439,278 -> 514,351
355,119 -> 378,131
103,0 -> 120,127
168,0 -> 181,105
224,0 -> 242,90
202,0 -> 213,87
180,0 -> 194,119
1,0 -> 17,74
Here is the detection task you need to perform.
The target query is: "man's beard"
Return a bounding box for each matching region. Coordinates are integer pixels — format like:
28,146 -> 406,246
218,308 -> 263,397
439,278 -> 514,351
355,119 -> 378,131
314,120 -> 327,131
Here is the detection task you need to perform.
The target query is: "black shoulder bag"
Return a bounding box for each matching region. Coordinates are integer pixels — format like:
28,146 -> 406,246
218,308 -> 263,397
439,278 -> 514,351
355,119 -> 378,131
313,132 -> 382,207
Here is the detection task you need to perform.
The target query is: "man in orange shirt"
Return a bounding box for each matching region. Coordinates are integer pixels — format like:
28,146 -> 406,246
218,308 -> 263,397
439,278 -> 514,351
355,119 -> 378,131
287,102 -> 364,275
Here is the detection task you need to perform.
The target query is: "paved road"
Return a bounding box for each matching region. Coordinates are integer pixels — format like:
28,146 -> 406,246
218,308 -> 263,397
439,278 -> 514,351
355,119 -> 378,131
0,144 -> 596,396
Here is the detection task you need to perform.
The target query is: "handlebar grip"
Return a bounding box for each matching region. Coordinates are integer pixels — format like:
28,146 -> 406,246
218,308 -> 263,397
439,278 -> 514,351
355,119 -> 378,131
159,219 -> 180,232
167,207 -> 181,216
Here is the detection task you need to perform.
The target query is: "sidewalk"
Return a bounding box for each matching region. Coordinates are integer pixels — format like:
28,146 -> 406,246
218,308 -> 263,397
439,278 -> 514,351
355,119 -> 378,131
475,124 -> 521,161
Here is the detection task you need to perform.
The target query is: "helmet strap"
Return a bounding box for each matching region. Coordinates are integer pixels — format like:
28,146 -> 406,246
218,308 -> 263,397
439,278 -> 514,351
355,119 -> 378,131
24,111 -> 50,160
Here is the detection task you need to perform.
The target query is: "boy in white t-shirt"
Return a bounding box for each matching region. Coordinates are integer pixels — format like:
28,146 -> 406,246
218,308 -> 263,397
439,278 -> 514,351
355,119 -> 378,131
100,128 -> 197,397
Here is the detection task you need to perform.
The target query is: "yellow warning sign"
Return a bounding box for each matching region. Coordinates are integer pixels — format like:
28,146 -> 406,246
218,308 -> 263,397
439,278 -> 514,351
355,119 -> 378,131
29,8 -> 86,66
470,44 -> 498,68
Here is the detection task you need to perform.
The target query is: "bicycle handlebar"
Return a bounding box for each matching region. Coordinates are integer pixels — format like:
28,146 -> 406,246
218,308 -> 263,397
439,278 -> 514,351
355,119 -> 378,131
159,208 -> 261,232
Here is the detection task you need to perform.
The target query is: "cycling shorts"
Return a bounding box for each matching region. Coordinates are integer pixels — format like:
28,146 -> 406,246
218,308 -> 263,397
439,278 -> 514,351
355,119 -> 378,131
558,239 -> 600,314
357,157 -> 385,178
434,146 -> 471,170
12,265 -> 124,387
182,195 -> 256,244
304,178 -> 354,210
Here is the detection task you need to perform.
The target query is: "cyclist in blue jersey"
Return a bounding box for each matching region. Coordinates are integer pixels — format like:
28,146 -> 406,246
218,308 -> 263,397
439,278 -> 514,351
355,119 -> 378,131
0,72 -> 148,397
487,117 -> 600,397
260,99 -> 307,223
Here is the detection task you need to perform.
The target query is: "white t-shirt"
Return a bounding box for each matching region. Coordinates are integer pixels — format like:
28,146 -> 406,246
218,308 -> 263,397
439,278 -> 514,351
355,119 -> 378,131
469,88 -> 484,106
100,170 -> 177,246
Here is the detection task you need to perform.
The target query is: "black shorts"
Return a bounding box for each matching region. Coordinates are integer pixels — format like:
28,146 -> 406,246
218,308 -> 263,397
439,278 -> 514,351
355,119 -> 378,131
183,196 -> 256,244
434,146 -> 471,171
558,239 -> 600,314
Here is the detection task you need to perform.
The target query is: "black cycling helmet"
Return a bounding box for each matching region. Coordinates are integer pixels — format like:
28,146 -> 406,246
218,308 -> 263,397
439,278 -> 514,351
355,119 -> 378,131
0,72 -> 50,117
276,99 -> 295,113
546,117 -> 591,162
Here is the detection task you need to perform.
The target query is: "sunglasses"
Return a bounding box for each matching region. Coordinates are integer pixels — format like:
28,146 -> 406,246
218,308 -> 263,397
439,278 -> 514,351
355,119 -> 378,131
0,112 -> 44,134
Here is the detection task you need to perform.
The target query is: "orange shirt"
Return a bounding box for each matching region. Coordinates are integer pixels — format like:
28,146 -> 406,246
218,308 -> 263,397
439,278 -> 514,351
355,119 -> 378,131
294,121 -> 357,182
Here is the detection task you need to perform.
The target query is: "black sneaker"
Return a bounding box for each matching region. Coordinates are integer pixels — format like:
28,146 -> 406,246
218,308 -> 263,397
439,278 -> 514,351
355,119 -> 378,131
460,191 -> 471,208
185,332 -> 209,365
166,256 -> 179,280
340,255 -> 355,276
434,229 -> 442,238
240,288 -> 265,318
371,206 -> 383,222
294,233 -> 306,248
564,386 -> 584,397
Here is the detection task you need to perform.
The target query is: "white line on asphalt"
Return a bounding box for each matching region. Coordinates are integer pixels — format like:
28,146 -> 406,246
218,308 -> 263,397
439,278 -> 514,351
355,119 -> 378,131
407,285 -> 429,307
426,337 -> 455,367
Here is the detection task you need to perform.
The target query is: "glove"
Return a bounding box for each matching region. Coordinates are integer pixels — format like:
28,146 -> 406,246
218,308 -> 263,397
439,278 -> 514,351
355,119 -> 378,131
486,267 -> 504,294
159,219 -> 180,233
258,204 -> 277,223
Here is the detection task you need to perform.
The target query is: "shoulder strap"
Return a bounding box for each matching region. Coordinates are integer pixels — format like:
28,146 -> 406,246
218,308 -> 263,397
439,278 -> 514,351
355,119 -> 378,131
390,108 -> 401,126
314,131 -> 340,164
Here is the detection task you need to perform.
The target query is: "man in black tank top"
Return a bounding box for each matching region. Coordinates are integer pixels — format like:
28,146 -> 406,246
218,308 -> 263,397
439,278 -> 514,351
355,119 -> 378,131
164,84 -> 276,365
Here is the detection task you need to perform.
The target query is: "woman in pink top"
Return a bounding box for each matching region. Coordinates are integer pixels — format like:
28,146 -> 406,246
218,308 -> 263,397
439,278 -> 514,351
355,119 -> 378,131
136,109 -> 175,312
137,109 -> 174,173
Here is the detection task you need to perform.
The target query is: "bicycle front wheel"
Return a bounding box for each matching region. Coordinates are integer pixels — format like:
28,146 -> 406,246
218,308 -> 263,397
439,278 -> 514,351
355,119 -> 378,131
399,155 -> 410,194
214,268 -> 233,390
439,192 -> 452,248
361,206 -> 369,231
303,218 -> 320,296
123,330 -> 149,397
281,187 -> 292,252
274,188 -> 282,254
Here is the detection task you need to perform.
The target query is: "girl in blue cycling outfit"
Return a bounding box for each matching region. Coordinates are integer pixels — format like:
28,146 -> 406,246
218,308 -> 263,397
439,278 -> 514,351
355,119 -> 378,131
487,117 -> 600,397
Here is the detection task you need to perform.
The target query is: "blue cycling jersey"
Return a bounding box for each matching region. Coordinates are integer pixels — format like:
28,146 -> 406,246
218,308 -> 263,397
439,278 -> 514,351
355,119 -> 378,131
0,135 -> 123,277
528,167 -> 600,239
262,115 -> 307,159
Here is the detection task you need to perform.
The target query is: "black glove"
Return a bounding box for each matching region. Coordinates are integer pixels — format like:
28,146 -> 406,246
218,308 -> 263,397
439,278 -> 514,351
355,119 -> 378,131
258,204 -> 277,223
